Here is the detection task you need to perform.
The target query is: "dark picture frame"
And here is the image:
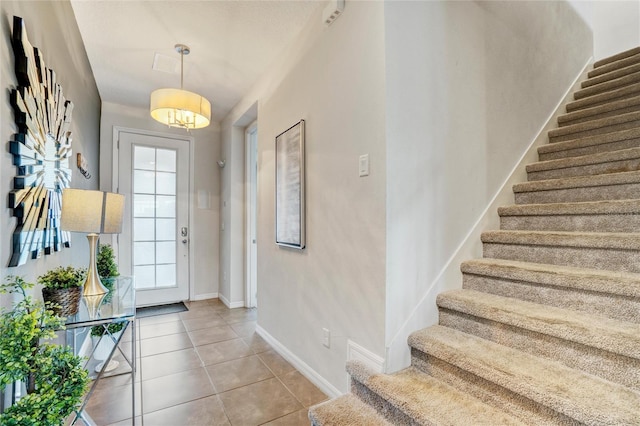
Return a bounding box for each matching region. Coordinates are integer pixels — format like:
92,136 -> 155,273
275,120 -> 305,249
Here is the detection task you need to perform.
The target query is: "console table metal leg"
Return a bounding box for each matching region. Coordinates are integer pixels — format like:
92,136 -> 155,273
131,318 -> 136,425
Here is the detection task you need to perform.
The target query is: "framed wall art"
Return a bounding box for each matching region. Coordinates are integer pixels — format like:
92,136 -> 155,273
275,120 -> 305,249
8,16 -> 74,266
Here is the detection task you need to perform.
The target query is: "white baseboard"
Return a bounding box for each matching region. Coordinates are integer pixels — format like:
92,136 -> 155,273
347,340 -> 385,373
191,292 -> 218,301
256,325 -> 342,399
219,293 -> 245,309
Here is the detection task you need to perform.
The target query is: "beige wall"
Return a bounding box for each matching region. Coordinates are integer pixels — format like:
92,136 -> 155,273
0,1 -> 101,308
221,1 -> 387,394
384,0 -> 593,371
569,0 -> 640,61
99,102 -> 221,300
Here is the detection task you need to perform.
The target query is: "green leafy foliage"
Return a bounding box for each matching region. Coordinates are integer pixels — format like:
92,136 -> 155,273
96,244 -> 119,279
90,321 -> 125,337
37,266 -> 85,290
0,277 -> 89,425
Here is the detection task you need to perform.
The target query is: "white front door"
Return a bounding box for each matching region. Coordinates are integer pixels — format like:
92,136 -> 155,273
117,130 -> 190,306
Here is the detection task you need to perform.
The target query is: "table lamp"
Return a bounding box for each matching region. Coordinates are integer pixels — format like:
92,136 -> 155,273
61,189 -> 125,296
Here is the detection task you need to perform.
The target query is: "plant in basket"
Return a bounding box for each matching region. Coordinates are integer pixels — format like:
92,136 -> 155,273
0,276 -> 89,425
38,266 -> 86,317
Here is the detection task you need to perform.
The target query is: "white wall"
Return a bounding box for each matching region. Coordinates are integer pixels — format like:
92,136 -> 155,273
221,1 -> 387,393
1,1 -> 101,308
99,102 -> 221,300
569,0 -> 640,60
384,0 -> 593,372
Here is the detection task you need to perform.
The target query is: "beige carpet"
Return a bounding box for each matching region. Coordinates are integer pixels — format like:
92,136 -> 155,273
309,46 -> 640,426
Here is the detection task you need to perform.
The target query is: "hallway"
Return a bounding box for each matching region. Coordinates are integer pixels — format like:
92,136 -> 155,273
85,299 -> 328,425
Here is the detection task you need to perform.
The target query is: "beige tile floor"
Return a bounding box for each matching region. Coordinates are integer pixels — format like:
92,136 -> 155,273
84,299 -> 328,425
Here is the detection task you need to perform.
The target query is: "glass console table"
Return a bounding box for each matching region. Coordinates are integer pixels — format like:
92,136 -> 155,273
65,276 -> 136,425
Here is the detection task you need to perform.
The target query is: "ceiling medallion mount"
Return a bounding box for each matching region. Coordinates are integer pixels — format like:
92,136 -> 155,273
150,43 -> 211,131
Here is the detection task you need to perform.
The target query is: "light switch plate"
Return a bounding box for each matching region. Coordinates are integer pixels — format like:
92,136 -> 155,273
359,154 -> 369,177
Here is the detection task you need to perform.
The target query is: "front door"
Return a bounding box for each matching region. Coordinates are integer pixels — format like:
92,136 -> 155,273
117,130 -> 190,306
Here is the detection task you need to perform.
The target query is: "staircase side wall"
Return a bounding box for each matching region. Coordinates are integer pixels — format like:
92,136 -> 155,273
384,0 -> 593,372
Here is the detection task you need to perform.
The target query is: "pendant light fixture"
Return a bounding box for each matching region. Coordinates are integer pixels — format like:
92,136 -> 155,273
150,44 -> 211,130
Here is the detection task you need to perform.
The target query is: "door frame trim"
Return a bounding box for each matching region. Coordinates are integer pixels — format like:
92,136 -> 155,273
112,126 -> 195,302
244,121 -> 258,308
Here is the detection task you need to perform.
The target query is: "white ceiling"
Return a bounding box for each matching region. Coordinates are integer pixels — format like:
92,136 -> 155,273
70,0 -> 322,123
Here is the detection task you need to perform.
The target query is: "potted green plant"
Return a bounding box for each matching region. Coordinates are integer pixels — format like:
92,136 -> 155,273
0,276 -> 89,425
90,322 -> 126,373
38,266 -> 85,317
96,244 -> 119,281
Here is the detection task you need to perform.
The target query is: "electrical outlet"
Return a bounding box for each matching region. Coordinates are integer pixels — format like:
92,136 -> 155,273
322,328 -> 330,348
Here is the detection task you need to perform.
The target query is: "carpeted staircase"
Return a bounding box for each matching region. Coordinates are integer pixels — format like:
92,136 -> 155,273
309,47 -> 640,425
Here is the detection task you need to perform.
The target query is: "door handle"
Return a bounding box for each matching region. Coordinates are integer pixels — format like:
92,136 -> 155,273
181,227 -> 188,237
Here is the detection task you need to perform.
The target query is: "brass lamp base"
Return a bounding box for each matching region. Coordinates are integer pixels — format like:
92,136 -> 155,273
84,233 -> 108,296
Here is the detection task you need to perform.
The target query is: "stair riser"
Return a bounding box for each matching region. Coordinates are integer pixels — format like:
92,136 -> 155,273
590,53 -> 640,78
462,273 -> 640,324
410,351 -> 574,425
549,119 -> 640,143
350,379 -> 420,426
499,213 -> 640,233
567,86 -> 640,113
483,242 -> 640,273
514,182 -> 640,204
438,309 -> 640,391
583,63 -> 640,89
558,104 -> 640,127
527,157 -> 640,181
539,136 -> 640,161
574,72 -> 640,100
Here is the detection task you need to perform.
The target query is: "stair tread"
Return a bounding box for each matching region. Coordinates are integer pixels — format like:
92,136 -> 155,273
548,110 -> 640,138
514,170 -> 640,193
481,229 -> 640,249
590,51 -> 640,79
437,289 -> 640,359
558,96 -> 640,126
346,361 -> 524,426
309,394 -> 392,426
567,81 -> 640,112
498,198 -> 640,216
409,325 -> 640,425
574,70 -> 640,100
541,127 -> 640,154
461,258 -> 640,298
527,146 -> 640,173
582,62 -> 640,89
593,47 -> 640,69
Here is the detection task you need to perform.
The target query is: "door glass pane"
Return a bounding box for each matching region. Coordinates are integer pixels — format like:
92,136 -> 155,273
133,194 -> 155,217
134,242 -> 154,265
133,170 -> 155,194
156,172 -> 176,195
132,145 -> 178,291
134,218 -> 155,241
134,265 -> 155,289
156,219 -> 175,241
134,146 -> 156,170
156,241 -> 175,264
156,264 -> 176,287
156,149 -> 176,172
156,196 -> 176,218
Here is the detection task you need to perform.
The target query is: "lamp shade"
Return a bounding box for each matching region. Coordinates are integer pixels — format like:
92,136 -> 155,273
150,88 -> 211,129
61,189 -> 124,234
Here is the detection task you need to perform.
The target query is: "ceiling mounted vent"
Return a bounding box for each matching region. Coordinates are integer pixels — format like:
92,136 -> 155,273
323,0 -> 345,26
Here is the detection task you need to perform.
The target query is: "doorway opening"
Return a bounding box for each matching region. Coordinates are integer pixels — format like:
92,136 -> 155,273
245,122 -> 258,308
